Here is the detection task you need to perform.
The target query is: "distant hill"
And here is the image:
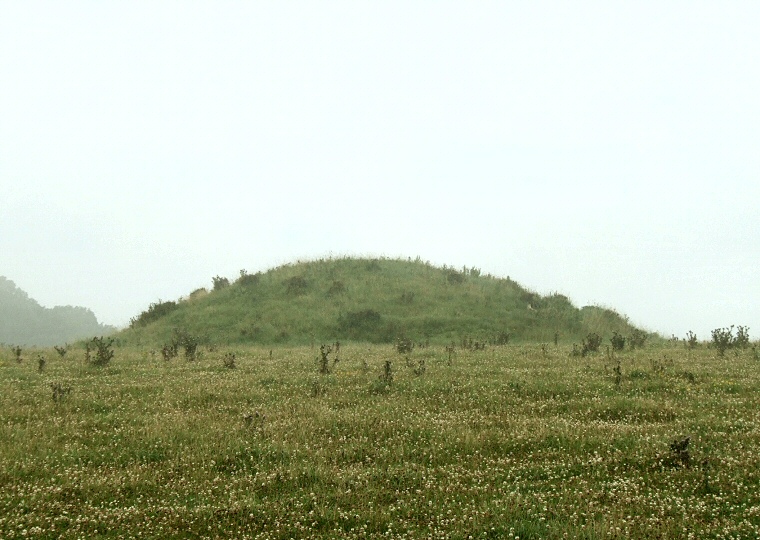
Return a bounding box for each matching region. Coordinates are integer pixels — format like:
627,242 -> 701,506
0,276 -> 115,347
119,257 -> 650,347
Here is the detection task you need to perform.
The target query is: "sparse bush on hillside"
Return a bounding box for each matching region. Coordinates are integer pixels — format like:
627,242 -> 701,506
189,287 -> 208,300
237,270 -> 261,287
285,276 -> 308,296
327,280 -> 345,296
130,300 -> 179,328
54,345 -> 68,358
446,269 -> 465,284
399,291 -> 415,304
212,276 -> 230,291
37,353 -> 46,372
11,345 -> 22,363
338,309 -> 382,337
629,329 -> 648,350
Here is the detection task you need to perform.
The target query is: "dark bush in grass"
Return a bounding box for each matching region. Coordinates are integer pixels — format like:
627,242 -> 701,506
582,332 -> 602,356
89,336 -> 115,367
285,276 -> 309,296
611,332 -> 626,351
445,269 -> 465,284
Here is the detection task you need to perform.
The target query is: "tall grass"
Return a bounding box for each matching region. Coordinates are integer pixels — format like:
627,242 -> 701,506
1,341 -> 759,538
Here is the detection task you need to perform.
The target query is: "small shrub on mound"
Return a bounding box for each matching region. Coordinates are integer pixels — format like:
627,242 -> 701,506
130,300 -> 179,328
212,276 -> 230,291
285,276 -> 308,296
237,270 -> 261,287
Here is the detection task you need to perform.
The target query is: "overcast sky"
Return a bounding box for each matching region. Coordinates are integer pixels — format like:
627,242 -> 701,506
2,2 -> 758,340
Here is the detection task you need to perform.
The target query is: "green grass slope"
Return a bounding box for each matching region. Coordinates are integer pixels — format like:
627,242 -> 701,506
119,257 -> 648,347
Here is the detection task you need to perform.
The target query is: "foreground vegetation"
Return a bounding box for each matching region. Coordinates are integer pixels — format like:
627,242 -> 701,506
2,340 -> 759,539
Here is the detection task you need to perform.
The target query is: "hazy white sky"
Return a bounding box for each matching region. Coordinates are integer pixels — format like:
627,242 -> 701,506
2,2 -> 759,340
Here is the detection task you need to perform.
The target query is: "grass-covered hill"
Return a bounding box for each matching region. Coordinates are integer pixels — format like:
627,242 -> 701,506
120,257 -> 649,347
0,276 -> 115,347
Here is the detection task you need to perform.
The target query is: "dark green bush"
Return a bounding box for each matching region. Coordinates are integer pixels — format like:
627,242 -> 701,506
130,300 -> 179,328
237,270 -> 261,287
628,329 -> 648,349
712,326 -> 735,356
89,336 -> 115,367
446,270 -> 465,284
338,309 -> 382,336
610,332 -> 626,351
285,276 -> 308,296
327,280 -> 346,296
582,333 -> 602,356
212,276 -> 230,291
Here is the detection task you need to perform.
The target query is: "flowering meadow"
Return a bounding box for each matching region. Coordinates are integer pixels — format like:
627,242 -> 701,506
1,342 -> 759,539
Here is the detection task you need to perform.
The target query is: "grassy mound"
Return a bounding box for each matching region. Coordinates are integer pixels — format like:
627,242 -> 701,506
120,257 -> 647,347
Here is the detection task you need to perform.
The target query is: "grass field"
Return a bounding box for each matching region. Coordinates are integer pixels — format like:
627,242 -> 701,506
1,342 -> 759,539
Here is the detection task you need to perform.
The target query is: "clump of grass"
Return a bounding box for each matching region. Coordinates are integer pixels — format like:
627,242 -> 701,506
668,436 -> 691,469
222,352 -> 236,369
395,336 -> 414,354
613,359 -> 622,387
37,354 -> 46,373
311,380 -> 326,398
412,357 -> 426,376
50,382 -> 71,403
445,344 -> 455,365
161,342 -> 178,361
380,359 -> 393,385
318,344 -> 334,375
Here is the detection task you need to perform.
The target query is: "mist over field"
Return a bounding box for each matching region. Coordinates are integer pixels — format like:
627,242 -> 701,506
2,2 -> 759,340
